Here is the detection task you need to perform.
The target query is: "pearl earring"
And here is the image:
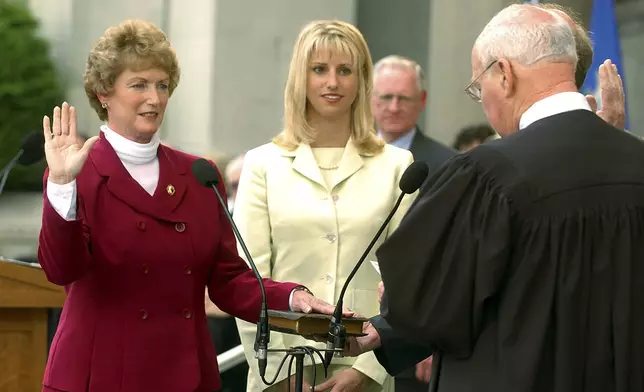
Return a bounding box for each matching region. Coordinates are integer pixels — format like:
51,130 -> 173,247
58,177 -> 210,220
101,102 -> 108,109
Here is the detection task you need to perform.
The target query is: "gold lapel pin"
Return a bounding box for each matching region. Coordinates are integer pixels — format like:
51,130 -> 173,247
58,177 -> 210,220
166,184 -> 176,196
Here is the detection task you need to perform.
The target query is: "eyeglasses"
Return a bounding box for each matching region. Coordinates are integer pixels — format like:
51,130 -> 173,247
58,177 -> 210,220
464,60 -> 497,102
373,93 -> 416,106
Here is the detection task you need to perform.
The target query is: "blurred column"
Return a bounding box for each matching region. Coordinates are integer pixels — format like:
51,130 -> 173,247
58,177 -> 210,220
162,0 -> 217,153
206,0 -> 357,157
424,0 -> 514,146
357,0 -> 431,129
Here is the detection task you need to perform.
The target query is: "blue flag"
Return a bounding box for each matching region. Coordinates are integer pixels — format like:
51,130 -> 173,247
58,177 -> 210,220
581,0 -> 629,129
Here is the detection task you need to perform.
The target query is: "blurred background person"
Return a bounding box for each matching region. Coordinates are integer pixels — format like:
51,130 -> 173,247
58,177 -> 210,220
38,19 -> 334,392
224,153 -> 245,212
451,123 -> 498,152
234,20 -> 416,392
372,55 -> 455,173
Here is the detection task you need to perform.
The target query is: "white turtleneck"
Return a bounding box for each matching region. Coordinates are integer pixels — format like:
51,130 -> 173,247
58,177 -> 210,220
47,125 -> 161,221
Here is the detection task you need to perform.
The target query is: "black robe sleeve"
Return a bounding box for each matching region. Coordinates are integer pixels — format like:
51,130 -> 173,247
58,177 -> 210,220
370,314 -> 433,375
376,152 -> 511,359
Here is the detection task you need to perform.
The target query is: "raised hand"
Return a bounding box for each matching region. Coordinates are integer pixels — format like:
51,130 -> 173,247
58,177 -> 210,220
43,102 -> 99,184
585,59 -> 626,129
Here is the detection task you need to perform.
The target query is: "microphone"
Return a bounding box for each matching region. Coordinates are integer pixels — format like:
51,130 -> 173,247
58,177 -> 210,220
322,161 -> 429,367
191,158 -> 271,378
0,131 -> 45,195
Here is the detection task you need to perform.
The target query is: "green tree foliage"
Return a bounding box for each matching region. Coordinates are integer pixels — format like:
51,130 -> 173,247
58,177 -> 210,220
0,0 -> 64,191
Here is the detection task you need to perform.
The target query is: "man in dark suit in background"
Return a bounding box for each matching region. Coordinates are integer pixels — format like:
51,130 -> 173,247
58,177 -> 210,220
371,54 -> 455,392
372,55 -> 455,175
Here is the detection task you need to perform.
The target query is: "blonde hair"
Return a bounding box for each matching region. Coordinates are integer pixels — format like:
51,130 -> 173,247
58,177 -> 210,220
274,20 -> 384,154
84,19 -> 180,121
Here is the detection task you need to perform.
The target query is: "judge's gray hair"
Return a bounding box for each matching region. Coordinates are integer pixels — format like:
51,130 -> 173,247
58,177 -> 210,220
474,4 -> 577,69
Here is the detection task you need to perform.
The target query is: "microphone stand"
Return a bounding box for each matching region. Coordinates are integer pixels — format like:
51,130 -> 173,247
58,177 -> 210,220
266,346 -> 343,392
323,191 -> 407,368
205,181 -> 270,377
0,150 -> 24,196
207,179 -> 342,392
428,352 -> 442,392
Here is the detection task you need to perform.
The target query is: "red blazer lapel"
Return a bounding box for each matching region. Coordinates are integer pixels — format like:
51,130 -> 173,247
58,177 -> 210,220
89,134 -> 188,222
155,145 -> 188,216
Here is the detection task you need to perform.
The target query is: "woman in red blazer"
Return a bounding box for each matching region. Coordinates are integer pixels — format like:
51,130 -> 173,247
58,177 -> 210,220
38,19 -> 335,392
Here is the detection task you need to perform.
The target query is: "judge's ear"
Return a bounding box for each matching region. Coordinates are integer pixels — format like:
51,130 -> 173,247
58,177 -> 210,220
497,58 -> 515,99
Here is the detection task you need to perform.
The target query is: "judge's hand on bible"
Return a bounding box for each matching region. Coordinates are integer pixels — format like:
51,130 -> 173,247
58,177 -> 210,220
585,59 -> 626,130
44,102 -> 99,185
344,320 -> 381,357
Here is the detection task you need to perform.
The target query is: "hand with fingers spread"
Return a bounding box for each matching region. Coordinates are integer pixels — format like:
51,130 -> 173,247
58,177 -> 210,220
585,59 -> 626,129
44,102 -> 99,184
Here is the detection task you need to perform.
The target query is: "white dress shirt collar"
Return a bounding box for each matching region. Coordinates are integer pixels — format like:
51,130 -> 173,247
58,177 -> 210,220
519,92 -> 592,130
377,127 -> 417,151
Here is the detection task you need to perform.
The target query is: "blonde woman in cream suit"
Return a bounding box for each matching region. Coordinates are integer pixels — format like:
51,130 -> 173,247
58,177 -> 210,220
234,20 -> 417,392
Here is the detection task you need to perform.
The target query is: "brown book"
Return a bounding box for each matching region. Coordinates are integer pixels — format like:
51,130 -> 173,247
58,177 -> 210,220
267,310 -> 367,339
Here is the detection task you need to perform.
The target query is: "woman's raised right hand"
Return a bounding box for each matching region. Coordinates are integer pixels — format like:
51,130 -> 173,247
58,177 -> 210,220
43,102 -> 99,184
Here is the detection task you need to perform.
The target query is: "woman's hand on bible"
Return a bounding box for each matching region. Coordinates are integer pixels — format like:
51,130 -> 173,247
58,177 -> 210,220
44,102 -> 99,184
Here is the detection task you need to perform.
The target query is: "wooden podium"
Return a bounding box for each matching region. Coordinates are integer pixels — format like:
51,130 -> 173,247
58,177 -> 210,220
0,258 -> 66,392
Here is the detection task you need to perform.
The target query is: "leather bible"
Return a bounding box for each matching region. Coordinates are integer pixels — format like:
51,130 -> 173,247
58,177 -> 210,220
267,310 -> 367,338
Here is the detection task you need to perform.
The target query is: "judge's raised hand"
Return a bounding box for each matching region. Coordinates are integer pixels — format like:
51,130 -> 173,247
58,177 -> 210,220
44,102 -> 99,185
585,59 -> 625,130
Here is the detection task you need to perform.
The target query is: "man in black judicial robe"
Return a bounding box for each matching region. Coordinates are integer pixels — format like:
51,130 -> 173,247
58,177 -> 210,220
345,4 -> 644,392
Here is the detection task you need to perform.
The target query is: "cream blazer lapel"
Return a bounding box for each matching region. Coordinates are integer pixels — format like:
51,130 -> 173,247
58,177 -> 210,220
281,142 -> 326,190
282,139 -> 370,191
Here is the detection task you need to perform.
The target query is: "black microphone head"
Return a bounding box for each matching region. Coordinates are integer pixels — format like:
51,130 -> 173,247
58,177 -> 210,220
16,131 -> 45,166
192,158 -> 221,187
399,161 -> 429,194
